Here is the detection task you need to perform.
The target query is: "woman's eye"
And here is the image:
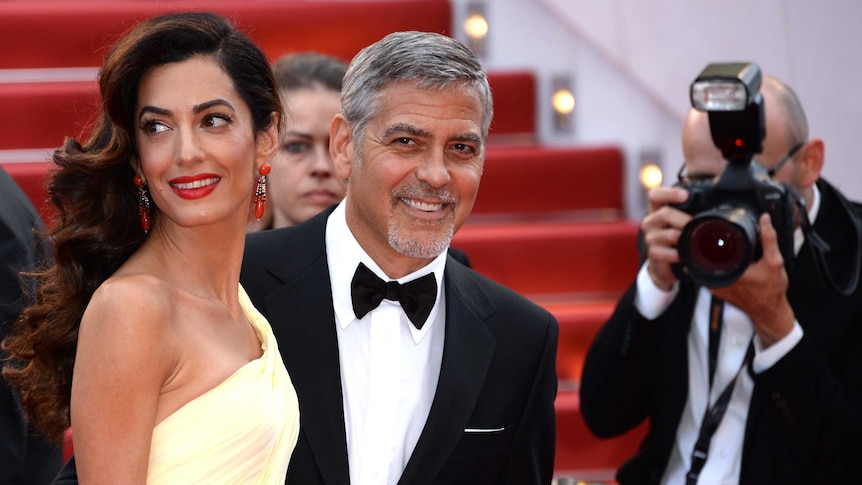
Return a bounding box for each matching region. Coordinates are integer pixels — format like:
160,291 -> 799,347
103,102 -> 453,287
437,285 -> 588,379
204,114 -> 232,128
141,120 -> 169,135
282,141 -> 309,154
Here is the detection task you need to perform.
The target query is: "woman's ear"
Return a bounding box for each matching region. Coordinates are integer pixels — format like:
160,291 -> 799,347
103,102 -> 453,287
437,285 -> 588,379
131,158 -> 144,182
330,113 -> 354,181
256,112 -> 280,168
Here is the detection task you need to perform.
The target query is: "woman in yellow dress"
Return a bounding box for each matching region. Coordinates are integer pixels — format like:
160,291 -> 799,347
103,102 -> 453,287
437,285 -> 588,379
2,12 -> 299,484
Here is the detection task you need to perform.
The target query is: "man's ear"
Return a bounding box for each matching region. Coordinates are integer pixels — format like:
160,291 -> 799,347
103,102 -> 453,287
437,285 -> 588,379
330,113 -> 354,180
256,112 -> 280,168
798,137 -> 825,187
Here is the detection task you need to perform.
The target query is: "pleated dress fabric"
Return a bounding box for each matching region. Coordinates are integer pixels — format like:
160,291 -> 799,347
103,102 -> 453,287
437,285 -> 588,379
145,286 -> 299,484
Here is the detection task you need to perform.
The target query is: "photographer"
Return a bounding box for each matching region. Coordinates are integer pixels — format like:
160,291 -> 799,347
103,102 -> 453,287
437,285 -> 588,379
580,72 -> 862,484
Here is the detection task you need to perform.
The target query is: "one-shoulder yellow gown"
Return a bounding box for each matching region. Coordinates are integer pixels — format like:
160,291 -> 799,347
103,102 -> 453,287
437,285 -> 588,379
145,286 -> 299,484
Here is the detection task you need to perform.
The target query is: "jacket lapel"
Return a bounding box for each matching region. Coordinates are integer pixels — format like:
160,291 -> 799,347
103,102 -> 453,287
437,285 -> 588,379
261,215 -> 350,485
398,261 -> 496,485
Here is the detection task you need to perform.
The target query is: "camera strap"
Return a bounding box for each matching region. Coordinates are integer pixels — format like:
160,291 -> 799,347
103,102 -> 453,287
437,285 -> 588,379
707,297 -> 723,390
791,186 -> 861,296
686,297 -> 755,485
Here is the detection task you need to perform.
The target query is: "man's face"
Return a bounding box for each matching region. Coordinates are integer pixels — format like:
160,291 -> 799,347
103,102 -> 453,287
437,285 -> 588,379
333,81 -> 485,273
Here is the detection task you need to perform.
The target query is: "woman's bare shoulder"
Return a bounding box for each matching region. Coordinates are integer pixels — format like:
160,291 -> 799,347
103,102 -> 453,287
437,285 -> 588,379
78,272 -> 180,364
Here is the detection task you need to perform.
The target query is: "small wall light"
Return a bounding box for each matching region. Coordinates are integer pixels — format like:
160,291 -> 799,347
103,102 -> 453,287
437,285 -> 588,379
551,75 -> 575,132
639,150 -> 664,191
464,3 -> 488,57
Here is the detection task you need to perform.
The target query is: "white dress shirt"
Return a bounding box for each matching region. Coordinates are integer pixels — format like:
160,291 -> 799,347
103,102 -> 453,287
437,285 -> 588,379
325,202 -> 447,485
635,185 -> 820,485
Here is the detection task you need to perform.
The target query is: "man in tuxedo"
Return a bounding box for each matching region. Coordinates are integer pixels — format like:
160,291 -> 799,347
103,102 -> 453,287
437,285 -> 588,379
580,74 -> 862,484
241,31 -> 557,484
0,166 -> 63,484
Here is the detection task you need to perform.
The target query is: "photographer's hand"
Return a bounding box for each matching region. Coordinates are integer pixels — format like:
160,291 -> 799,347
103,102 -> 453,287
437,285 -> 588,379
642,187 -> 691,291
711,213 -> 795,348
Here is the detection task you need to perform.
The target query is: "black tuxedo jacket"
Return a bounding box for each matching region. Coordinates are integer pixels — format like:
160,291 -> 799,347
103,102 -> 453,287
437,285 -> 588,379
0,167 -> 63,485
580,179 -> 862,484
239,206 -> 558,484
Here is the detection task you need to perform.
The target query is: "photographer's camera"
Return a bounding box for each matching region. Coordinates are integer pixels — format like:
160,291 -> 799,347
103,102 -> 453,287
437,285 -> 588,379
673,62 -> 797,288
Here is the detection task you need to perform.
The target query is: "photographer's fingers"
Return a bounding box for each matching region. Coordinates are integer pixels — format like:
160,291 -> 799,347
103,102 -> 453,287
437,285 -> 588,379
642,225 -> 682,259
646,187 -> 689,214
758,213 -> 785,268
642,206 -> 692,234
641,187 -> 691,290
758,212 -> 783,258
642,188 -> 691,237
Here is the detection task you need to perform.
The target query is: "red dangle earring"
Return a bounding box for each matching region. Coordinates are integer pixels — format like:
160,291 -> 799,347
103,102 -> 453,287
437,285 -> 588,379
134,175 -> 151,233
254,163 -> 271,221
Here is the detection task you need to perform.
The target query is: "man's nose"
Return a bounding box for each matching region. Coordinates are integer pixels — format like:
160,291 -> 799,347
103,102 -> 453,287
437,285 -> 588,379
415,149 -> 450,188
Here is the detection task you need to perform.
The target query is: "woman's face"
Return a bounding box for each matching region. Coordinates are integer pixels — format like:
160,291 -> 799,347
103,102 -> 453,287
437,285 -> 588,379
268,86 -> 346,228
134,55 -> 277,232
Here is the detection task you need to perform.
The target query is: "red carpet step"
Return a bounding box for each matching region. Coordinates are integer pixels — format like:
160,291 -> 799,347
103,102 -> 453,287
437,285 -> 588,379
0,0 -> 450,70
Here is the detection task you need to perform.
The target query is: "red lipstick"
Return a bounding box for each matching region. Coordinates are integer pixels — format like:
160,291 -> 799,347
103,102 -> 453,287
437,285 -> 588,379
168,174 -> 221,200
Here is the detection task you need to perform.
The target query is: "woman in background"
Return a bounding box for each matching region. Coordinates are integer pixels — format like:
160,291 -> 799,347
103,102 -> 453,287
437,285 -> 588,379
248,52 -> 348,232
2,12 -> 298,484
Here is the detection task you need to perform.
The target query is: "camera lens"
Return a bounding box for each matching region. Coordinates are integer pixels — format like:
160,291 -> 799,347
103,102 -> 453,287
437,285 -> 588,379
689,219 -> 747,273
678,208 -> 758,287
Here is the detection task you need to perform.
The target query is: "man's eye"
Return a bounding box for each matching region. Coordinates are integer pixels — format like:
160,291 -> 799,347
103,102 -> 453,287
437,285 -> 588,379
450,143 -> 479,158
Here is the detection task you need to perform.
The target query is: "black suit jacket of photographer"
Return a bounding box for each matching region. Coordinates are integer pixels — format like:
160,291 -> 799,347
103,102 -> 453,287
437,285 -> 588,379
579,178 -> 862,484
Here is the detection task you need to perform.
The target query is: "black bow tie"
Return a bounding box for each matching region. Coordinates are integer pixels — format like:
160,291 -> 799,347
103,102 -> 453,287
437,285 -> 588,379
351,262 -> 438,329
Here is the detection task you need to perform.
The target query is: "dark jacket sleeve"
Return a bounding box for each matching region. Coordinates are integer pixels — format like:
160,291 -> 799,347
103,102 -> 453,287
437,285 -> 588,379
579,276 -> 694,440
579,283 -> 657,438
0,168 -> 63,485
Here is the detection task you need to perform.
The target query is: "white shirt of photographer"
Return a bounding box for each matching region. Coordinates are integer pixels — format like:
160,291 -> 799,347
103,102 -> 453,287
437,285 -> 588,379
636,184 -> 819,485
326,201 -> 447,485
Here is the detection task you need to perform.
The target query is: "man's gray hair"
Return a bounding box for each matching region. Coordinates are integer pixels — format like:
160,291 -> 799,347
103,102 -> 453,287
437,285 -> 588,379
341,31 -> 493,145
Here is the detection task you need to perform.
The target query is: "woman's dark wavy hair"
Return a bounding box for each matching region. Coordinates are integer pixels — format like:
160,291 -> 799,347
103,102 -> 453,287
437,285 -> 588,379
1,11 -> 282,443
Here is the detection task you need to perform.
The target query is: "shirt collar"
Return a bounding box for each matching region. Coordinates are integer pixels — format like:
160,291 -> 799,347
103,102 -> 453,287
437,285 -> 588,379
794,182 -> 821,255
325,201 -> 447,342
